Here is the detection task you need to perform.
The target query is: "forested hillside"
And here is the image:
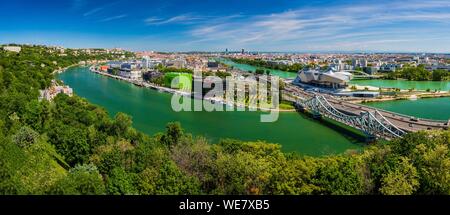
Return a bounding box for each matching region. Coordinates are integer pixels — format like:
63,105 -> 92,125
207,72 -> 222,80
1,45 -> 449,195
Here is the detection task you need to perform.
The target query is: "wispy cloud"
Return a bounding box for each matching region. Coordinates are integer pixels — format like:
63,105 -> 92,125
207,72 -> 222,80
71,0 -> 450,52
82,1 -> 121,17
144,14 -> 228,25
83,7 -> 104,17
99,14 -> 128,22
145,14 -> 210,25
144,17 -> 163,23
182,0 -> 450,51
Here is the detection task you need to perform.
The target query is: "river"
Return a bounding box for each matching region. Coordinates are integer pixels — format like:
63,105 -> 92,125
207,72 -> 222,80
365,98 -> 450,121
349,79 -> 450,121
57,67 -> 363,156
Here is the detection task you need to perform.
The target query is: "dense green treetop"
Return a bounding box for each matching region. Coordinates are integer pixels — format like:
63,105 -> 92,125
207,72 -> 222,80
156,65 -> 193,74
384,65 -> 449,81
229,58 -> 305,73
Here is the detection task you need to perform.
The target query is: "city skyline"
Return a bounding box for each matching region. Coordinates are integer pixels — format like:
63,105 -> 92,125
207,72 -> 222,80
1,0 -> 450,53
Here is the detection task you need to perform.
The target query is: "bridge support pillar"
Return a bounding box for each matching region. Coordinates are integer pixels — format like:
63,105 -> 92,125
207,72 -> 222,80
365,135 -> 376,143
294,103 -> 305,112
312,112 -> 322,119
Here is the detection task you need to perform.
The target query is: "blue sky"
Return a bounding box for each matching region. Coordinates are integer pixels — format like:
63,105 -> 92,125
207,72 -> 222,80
1,0 -> 450,52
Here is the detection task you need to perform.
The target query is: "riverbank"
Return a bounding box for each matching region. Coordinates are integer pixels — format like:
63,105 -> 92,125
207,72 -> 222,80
346,79 -> 450,104
52,65 -> 78,75
350,79 -> 450,91
364,96 -> 450,121
89,67 -> 188,94
52,60 -> 112,75
347,91 -> 450,104
88,66 -> 296,112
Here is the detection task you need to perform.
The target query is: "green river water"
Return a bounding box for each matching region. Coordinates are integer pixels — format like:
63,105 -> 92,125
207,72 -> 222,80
58,67 -> 363,156
365,98 -> 450,121
348,79 -> 450,121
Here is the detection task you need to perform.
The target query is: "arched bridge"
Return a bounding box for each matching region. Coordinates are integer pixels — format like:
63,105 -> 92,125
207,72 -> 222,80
295,95 -> 406,140
284,85 -> 449,140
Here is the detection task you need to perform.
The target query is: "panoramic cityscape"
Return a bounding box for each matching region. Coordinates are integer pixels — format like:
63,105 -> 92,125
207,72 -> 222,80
1,0 -> 450,211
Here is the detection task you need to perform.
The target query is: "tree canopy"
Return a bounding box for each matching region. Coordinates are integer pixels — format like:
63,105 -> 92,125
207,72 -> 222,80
230,58 -> 304,73
385,65 -> 449,81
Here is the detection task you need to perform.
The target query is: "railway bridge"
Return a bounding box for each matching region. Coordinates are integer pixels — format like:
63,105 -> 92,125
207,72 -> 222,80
283,85 -> 449,140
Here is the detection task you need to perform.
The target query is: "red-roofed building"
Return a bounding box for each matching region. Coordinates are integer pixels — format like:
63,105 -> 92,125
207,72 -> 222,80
100,65 -> 109,72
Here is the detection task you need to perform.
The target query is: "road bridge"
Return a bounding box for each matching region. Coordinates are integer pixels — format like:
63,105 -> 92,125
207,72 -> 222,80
283,84 -> 449,139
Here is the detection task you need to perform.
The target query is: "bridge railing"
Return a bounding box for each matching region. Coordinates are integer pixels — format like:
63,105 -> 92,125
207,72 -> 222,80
319,95 -> 405,138
296,95 -> 406,139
